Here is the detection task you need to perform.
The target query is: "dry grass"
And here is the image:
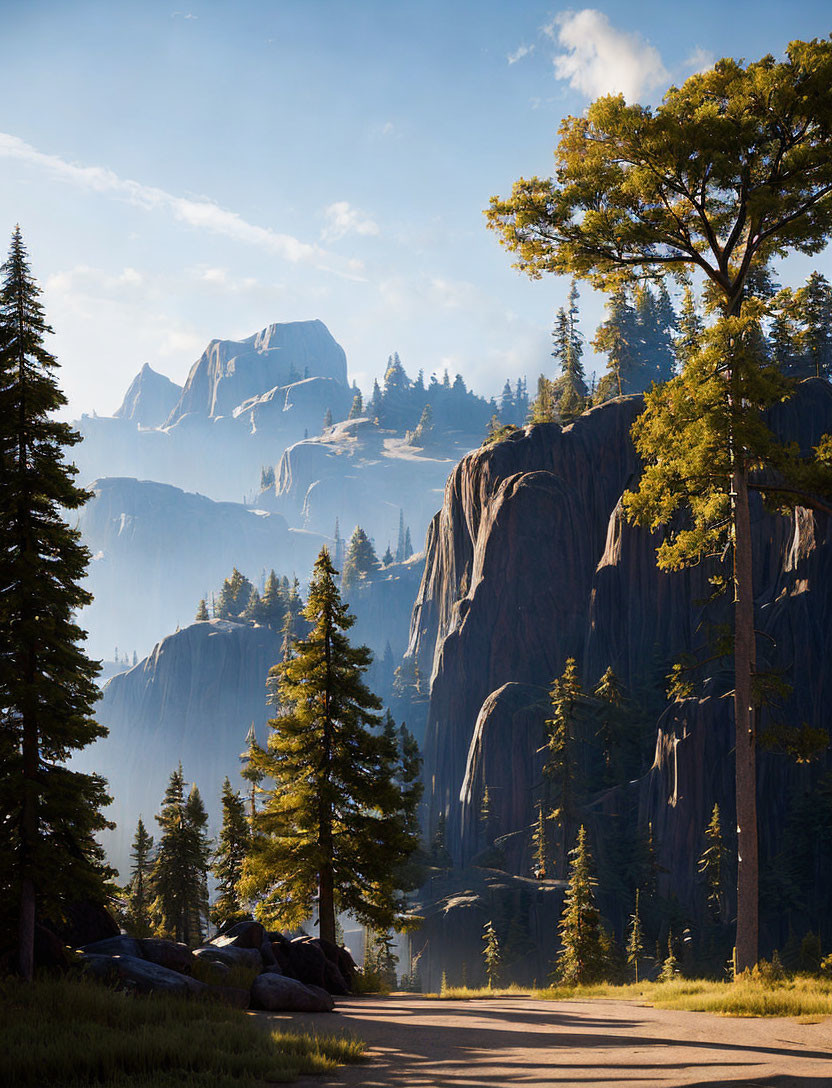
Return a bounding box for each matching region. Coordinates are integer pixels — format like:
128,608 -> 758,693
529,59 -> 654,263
0,975 -> 366,1087
435,975 -> 832,1018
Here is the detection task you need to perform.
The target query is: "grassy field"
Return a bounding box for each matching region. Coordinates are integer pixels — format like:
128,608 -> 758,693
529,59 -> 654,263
434,975 -> 832,1018
1,975 -> 365,1087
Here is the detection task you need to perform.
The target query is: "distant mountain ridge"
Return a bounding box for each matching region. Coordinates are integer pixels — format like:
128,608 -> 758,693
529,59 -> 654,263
114,363 -> 182,428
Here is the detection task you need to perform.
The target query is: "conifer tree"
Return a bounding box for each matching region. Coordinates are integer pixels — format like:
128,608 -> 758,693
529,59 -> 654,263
699,803 -> 730,924
409,403 -> 434,446
323,407 -> 333,430
342,526 -> 380,590
528,374 -> 558,423
544,658 -> 584,876
480,785 -> 495,848
259,464 -> 275,491
195,598 -> 209,622
124,818 -> 154,938
482,920 -> 502,988
593,666 -> 625,776
487,39 -> 832,969
396,509 -> 407,562
404,527 -> 413,560
150,766 -> 211,946
431,811 -> 452,868
591,287 -> 639,400
626,888 -> 645,982
500,379 -> 514,420
659,932 -> 680,982
532,800 -> 548,879
211,778 -> 251,929
279,577 -> 304,661
260,570 -> 286,630
240,724 -> 263,823
674,279 -> 704,372
243,587 -> 263,622
0,227 -> 113,979
215,568 -> 254,620
556,826 -> 609,985
794,271 -> 832,378
382,544 -> 394,566
348,390 -> 363,418
240,548 -> 420,942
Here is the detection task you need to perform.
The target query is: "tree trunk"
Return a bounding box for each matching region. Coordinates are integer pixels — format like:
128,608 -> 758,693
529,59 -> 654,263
318,861 -> 336,945
18,712 -> 38,980
732,465 -> 758,971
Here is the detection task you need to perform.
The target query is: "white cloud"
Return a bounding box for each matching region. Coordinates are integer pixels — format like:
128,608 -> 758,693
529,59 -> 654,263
684,46 -> 715,74
545,9 -> 669,103
0,131 -> 362,277
507,44 -> 534,65
321,201 -> 380,243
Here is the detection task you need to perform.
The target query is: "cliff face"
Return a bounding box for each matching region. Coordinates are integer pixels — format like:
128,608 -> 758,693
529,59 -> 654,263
114,363 -> 182,427
79,620 -> 284,878
412,379 -> 832,948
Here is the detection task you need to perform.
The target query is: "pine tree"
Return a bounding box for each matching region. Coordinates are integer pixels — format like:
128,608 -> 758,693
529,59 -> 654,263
240,548 -> 420,942
243,587 -> 263,622
240,723 -> 263,824
211,778 -> 251,930
593,666 -> 625,776
124,818 -> 154,938
659,932 -> 680,982
396,509 -> 407,563
699,803 -> 729,924
279,577 -> 304,661
532,800 -> 548,879
404,527 -> 413,560
794,271 -> 832,378
592,287 -> 639,400
626,888 -> 645,982
409,403 -> 434,447
348,390 -> 363,418
528,374 -> 557,423
342,526 -> 380,590
382,544 -> 394,566
674,279 -> 704,372
150,766 -> 211,946
500,379 -> 514,420
195,598 -> 209,622
556,826 -> 609,985
259,464 -> 275,491
480,785 -> 495,848
333,519 -> 345,568
323,407 -> 333,430
215,568 -> 253,620
482,920 -> 502,988
0,227 -> 113,979
431,812 -> 452,868
544,658 -> 584,876
260,570 -> 286,630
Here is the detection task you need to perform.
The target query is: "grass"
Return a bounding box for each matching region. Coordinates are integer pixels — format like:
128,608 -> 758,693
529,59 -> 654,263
0,975 -> 366,1087
434,975 -> 832,1018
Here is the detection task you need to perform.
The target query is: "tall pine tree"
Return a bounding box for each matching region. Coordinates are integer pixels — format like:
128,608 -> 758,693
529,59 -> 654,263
124,818 -> 154,938
0,228 -> 113,979
211,778 -> 250,930
240,548 -> 420,942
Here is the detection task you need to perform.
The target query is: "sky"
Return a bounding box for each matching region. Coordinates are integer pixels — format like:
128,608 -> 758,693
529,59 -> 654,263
2,0 -> 831,417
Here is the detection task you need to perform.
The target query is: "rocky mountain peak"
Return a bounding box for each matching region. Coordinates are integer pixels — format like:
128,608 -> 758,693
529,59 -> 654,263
113,363 -> 182,428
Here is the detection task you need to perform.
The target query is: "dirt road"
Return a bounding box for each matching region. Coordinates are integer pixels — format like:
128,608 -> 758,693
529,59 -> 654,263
260,994 -> 832,1087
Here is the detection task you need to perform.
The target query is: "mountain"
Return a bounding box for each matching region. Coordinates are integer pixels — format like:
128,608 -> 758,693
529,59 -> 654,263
78,477 -> 324,659
113,363 -> 182,428
407,378 -> 832,975
166,319 -> 348,425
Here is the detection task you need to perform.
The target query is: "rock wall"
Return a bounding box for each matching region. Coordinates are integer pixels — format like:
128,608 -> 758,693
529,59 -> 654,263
411,380 -> 832,950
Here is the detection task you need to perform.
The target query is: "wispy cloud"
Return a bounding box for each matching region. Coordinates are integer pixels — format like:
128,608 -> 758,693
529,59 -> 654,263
544,9 -> 668,103
684,46 -> 715,74
507,43 -> 534,65
321,201 -> 379,243
0,132 -> 363,277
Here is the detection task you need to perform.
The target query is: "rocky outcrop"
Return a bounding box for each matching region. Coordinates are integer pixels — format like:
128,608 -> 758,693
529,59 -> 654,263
78,477 -> 323,658
167,320 -> 348,425
412,380 -> 832,953
114,363 -> 182,427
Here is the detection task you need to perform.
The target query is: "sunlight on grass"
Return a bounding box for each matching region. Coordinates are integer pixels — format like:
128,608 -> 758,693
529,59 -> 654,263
434,975 -> 832,1018
0,975 -> 366,1087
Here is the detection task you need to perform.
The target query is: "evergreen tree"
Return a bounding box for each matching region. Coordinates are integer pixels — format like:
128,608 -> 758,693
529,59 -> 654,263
500,379 -> 514,419
348,389 -> 363,418
431,812 -> 452,868
333,519 -> 345,568
636,284 -> 676,385
544,658 -> 584,876
593,666 -> 625,777
480,785 -> 495,848
404,527 -> 413,560
409,403 -> 434,447
514,377 -> 529,421
396,509 -> 407,563
699,803 -> 730,924
626,888 -> 645,982
279,578 -> 304,662
195,598 -> 209,622
215,568 -> 254,619
259,464 -> 275,491
0,227 -> 113,979
591,287 -> 639,400
150,765 -> 211,946
342,526 -> 380,590
554,280 -> 588,420
673,279 -> 704,372
323,407 -> 333,430
556,826 -> 610,985
240,723 -> 263,824
382,544 -> 394,566
532,800 -> 548,879
240,548 -> 420,942
243,587 -> 263,622
794,271 -> 832,378
211,778 -> 251,930
482,920 -> 502,988
659,932 -> 680,981
260,570 -> 287,630
528,374 -> 557,423
124,818 -> 154,938
769,288 -> 802,377
487,39 -> 832,969
369,378 -> 383,418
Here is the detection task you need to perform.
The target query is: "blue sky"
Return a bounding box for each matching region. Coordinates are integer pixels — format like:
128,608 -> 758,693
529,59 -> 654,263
2,0 -> 831,415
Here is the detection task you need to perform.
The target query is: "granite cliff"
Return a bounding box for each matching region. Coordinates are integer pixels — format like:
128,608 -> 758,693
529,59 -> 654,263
410,378 -> 832,967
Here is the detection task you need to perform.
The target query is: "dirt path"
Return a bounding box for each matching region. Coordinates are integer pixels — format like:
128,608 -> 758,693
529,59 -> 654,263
258,994 -> 832,1087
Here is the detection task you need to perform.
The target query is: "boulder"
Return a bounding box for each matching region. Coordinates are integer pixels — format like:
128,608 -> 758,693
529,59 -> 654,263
211,920 -> 266,951
286,938 -> 327,988
193,944 -> 262,971
250,973 -> 334,1013
55,901 -> 119,948
80,936 -> 143,958
322,958 -> 350,996
259,937 -> 277,967
79,953 -> 207,996
139,938 -> 193,974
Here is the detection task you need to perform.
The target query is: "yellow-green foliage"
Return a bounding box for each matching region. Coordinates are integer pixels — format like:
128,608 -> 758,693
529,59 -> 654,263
436,974 -> 832,1018
0,976 -> 365,1087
